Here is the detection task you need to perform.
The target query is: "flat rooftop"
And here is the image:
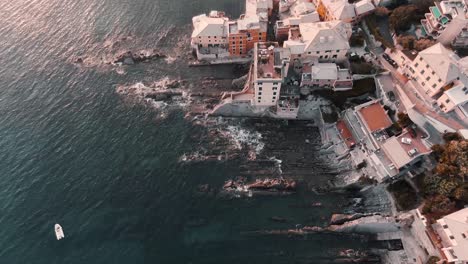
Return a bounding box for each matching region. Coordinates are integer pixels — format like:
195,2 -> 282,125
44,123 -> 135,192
381,130 -> 430,169
256,42 -> 282,79
337,120 -> 356,148
358,102 -> 393,132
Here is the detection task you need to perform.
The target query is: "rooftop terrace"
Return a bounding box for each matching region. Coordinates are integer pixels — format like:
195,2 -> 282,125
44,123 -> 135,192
256,42 -> 283,79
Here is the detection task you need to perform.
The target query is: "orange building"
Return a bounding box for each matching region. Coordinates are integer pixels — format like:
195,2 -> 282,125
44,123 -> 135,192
227,17 -> 267,57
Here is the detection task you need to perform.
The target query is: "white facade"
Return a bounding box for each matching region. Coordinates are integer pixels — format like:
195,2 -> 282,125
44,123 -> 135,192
283,20 -> 351,62
404,43 -> 462,97
437,83 -> 468,112
252,42 -> 290,107
191,12 -> 228,47
434,208 -> 468,263
421,0 -> 468,46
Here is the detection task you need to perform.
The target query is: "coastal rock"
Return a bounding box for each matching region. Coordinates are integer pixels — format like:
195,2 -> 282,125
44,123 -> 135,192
330,213 -> 366,225
327,214 -> 400,233
113,50 -> 165,65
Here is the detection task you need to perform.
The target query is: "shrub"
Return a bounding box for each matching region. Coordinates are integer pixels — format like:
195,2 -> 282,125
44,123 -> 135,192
426,256 -> 440,264
443,132 -> 462,142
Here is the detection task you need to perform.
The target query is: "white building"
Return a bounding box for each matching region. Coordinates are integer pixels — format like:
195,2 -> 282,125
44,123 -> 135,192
421,0 -> 468,46
437,83 -> 468,113
313,0 -> 375,23
275,0 -> 321,40
301,63 -> 353,91
253,42 -> 291,107
404,43 -> 463,98
433,208 -> 468,263
283,20 -> 352,62
191,11 -> 230,60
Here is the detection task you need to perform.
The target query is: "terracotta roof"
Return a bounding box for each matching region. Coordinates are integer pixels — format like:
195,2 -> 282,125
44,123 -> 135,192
337,120 -> 355,148
358,102 -> 392,132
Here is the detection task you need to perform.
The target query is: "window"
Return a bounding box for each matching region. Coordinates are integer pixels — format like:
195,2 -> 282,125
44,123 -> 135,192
422,82 -> 425,86
332,55 -> 337,58
431,71 -> 435,75
319,56 -> 323,59
258,96 -> 261,100
419,57 -> 422,61
258,92 -> 262,95
325,55 -> 328,59
232,41 -> 235,44
420,70 -> 425,74
214,36 -> 217,38
336,50 -> 339,52
462,233 -> 467,238
272,100 -> 275,103
443,225 -> 448,229
208,36 -> 211,38
446,99 -> 450,103
273,82 -> 278,85
258,82 -> 263,85
449,235 -> 455,240
426,64 -> 429,68
432,84 -> 437,88
438,79 -> 442,83
298,54 -> 301,57
426,77 -> 430,81
308,52 -> 311,54
199,36 -> 201,39
415,63 -> 419,67
239,51 -> 242,55
259,87 -> 262,91
272,96 -> 276,100
258,100 -> 261,103
272,87 -> 277,90
239,41 -> 242,44
273,92 -> 277,95
290,109 -> 295,111
316,51 -> 320,54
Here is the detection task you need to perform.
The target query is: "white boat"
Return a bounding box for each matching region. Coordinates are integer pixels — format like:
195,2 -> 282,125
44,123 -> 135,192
55,224 -> 65,240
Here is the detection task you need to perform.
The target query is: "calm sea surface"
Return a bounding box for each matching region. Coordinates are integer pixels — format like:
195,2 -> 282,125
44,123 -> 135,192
0,1 -> 377,263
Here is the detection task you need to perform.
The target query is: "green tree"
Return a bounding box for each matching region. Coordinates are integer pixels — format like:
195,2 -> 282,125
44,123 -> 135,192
443,132 -> 462,142
397,112 -> 412,127
389,5 -> 419,32
454,186 -> 468,203
426,256 -> 440,264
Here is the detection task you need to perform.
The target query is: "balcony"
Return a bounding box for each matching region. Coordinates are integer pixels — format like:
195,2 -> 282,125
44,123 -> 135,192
421,20 -> 437,37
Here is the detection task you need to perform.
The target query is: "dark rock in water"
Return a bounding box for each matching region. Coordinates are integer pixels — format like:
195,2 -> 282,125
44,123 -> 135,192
144,91 -> 183,102
145,93 -> 169,101
74,57 -> 83,63
269,216 -> 288,223
114,50 -> 165,65
197,184 -> 211,193
223,177 -> 297,194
